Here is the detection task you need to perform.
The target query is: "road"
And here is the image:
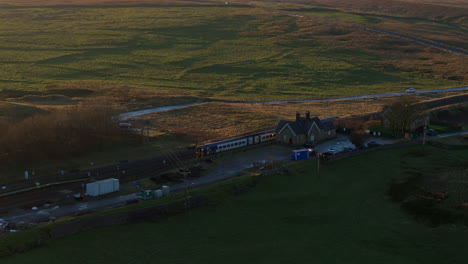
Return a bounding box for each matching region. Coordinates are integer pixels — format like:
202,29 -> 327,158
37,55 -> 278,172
1,144 -> 294,224
363,26 -> 468,55
119,86 -> 468,120
277,1 -> 468,56
117,102 -> 205,120
433,130 -> 468,138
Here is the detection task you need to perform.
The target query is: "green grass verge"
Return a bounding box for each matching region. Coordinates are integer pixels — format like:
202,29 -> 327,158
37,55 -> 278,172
429,124 -> 461,133
3,146 -> 468,263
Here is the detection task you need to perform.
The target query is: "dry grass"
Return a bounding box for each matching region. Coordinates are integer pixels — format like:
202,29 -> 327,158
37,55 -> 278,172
283,0 -> 468,51
306,0 -> 468,18
0,0 -> 204,5
134,92 -> 467,143
288,17 -> 468,81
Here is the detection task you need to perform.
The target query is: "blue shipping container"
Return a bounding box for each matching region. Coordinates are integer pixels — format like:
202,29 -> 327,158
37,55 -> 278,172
291,149 -> 310,160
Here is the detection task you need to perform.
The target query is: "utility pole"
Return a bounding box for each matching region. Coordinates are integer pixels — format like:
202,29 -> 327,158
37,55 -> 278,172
180,169 -> 191,207
422,117 -> 429,148
316,152 -> 320,176
180,168 -> 192,228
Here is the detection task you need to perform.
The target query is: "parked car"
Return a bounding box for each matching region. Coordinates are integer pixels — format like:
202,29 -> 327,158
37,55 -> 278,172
367,141 -> 382,147
327,148 -> 344,154
320,151 -> 336,160
405,88 -> 416,93
343,146 -> 354,152
426,129 -> 438,136
303,143 -> 315,148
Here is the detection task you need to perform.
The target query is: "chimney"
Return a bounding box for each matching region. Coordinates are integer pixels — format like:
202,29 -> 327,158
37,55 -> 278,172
296,112 -> 300,121
306,111 -> 310,120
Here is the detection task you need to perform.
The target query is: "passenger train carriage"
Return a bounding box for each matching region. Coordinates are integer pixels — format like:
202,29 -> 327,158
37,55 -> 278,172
196,130 -> 276,158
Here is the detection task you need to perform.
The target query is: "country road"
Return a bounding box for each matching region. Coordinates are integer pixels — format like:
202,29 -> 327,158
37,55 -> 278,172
363,26 -> 468,56
281,10 -> 468,56
119,86 -> 468,120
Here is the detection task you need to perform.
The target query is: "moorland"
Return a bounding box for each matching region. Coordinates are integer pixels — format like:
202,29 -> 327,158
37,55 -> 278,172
0,0 -> 466,181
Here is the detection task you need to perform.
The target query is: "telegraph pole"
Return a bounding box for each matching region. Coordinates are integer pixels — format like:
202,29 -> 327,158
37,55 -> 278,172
316,152 -> 320,177
180,168 -> 192,228
422,117 -> 429,148
180,169 -> 191,208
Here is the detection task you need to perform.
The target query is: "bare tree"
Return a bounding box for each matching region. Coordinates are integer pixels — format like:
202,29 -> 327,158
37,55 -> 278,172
382,96 -> 427,137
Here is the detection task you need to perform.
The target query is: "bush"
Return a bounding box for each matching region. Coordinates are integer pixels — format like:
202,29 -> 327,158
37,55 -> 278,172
0,99 -> 128,163
0,227 -> 51,257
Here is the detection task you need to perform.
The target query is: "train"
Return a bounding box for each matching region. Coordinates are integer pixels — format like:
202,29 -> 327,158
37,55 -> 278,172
196,130 -> 277,158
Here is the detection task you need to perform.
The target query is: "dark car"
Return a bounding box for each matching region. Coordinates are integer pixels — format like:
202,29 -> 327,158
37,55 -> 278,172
426,129 -> 438,136
367,141 -> 382,147
319,151 -> 336,160
303,143 -> 315,148
343,147 -> 354,152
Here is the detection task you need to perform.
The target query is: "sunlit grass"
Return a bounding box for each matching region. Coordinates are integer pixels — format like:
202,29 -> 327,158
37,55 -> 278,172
0,4 -> 465,100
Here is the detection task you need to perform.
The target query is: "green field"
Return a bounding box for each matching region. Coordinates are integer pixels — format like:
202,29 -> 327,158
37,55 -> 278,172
0,4 -> 463,101
4,146 -> 468,263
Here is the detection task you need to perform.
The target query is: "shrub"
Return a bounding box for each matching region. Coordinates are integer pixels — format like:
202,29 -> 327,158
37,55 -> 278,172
0,99 -> 129,164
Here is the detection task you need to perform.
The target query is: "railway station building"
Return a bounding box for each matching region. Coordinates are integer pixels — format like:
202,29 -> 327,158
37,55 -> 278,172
275,112 -> 336,145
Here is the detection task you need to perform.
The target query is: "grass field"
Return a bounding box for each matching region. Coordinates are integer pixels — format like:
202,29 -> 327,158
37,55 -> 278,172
0,2 -> 465,103
3,146 -> 468,263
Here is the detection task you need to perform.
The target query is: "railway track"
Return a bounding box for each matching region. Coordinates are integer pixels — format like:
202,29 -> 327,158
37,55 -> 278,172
0,149 -> 195,213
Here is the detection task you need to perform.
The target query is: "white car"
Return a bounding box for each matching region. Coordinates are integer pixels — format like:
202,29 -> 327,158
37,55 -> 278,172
406,88 -> 416,93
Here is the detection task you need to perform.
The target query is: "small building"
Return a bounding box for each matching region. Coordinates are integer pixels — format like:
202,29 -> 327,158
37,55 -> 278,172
86,178 -> 119,197
275,112 -> 336,145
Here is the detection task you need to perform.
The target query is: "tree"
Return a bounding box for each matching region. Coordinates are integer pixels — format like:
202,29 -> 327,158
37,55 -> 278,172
382,96 -> 427,138
349,132 -> 369,148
